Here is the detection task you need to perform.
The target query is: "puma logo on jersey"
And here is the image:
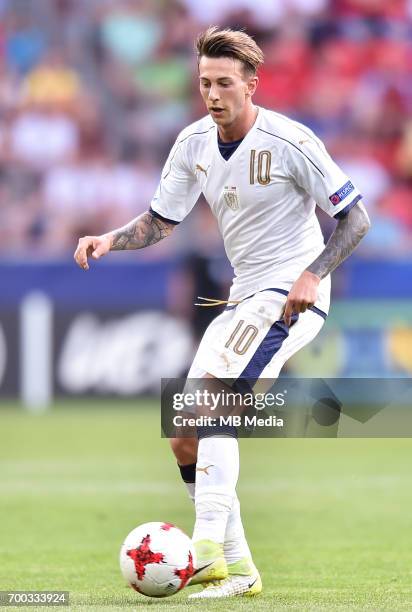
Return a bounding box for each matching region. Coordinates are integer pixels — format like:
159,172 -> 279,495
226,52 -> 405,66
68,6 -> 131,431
196,464 -> 214,475
195,164 -> 209,177
299,139 -> 310,146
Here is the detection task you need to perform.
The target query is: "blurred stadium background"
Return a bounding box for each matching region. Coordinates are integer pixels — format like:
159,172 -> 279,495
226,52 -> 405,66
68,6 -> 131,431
0,0 -> 411,405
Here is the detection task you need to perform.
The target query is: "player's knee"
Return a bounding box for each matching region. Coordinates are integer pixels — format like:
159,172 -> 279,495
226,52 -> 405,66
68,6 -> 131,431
169,437 -> 198,465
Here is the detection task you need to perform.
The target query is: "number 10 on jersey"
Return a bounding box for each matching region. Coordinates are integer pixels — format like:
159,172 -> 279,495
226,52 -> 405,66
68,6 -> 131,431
250,150 -> 272,185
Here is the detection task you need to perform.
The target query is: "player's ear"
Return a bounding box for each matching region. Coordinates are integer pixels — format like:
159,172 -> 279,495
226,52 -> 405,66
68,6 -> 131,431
246,75 -> 258,98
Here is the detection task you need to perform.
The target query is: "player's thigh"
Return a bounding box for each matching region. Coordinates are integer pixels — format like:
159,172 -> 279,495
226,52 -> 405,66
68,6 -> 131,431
260,309 -> 325,380
183,308 -> 235,416
187,308 -> 234,378
189,292 -> 286,381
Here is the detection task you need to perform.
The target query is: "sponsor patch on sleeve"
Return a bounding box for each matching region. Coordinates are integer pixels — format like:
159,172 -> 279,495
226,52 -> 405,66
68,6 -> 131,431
329,180 -> 355,205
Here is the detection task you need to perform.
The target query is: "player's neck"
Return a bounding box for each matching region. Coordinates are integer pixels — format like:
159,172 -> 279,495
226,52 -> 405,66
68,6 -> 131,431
217,104 -> 258,143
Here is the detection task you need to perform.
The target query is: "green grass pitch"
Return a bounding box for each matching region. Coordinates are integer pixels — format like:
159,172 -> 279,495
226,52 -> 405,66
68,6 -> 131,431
1,400 -> 412,611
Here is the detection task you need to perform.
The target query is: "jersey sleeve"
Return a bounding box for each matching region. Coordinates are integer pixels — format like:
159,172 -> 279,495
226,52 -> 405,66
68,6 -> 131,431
282,134 -> 363,218
150,134 -> 201,224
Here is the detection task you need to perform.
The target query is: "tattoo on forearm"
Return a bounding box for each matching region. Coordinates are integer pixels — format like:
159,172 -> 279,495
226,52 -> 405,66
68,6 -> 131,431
111,212 -> 174,250
306,202 -> 371,279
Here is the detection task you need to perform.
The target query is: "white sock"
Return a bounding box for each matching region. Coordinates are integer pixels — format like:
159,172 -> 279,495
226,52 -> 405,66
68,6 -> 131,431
224,494 -> 252,564
193,436 -> 239,544
184,481 -> 195,503
182,467 -> 251,564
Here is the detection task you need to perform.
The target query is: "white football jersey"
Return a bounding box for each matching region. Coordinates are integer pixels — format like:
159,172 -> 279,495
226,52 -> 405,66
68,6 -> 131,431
150,107 -> 362,315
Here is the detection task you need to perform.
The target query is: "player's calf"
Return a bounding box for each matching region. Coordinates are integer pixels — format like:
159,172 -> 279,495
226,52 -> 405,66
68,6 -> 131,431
169,436 -> 198,466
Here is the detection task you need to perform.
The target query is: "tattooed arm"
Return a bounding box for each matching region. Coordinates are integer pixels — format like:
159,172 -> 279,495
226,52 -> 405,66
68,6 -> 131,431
306,201 -> 371,279
283,202 -> 371,325
74,211 -> 175,270
110,211 -> 175,251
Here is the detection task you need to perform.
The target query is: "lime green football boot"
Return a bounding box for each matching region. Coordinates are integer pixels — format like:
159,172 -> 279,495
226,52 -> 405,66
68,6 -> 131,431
188,539 -> 228,586
188,557 -> 262,599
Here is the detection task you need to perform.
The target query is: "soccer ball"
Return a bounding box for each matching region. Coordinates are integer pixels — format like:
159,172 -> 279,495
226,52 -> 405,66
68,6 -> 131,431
119,522 -> 195,598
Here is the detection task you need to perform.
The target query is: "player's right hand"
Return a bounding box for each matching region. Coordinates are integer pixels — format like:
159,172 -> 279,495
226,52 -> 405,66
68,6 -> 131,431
74,234 -> 113,270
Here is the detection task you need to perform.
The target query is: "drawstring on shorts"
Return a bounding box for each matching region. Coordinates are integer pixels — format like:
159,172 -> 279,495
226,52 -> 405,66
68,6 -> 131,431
194,296 -> 241,307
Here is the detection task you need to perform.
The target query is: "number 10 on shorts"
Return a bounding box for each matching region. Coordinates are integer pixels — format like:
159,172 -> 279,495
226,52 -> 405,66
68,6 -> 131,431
225,320 -> 258,355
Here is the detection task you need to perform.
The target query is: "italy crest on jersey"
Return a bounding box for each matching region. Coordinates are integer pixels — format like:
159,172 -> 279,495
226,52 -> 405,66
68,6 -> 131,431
223,186 -> 239,211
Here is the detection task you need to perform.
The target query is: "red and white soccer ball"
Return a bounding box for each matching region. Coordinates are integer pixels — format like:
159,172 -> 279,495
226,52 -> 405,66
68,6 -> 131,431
119,522 -> 196,598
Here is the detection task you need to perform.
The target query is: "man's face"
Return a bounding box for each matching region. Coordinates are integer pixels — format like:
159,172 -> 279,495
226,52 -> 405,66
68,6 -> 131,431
198,56 -> 257,128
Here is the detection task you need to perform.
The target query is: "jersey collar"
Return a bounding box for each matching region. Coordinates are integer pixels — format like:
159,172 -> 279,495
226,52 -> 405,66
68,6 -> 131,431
213,106 -> 261,165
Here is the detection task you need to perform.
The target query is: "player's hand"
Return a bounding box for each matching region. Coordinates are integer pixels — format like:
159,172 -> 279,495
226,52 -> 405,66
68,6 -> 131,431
73,234 -> 113,270
283,271 -> 320,326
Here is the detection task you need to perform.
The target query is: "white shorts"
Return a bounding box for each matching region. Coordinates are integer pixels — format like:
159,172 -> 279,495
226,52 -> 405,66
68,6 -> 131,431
188,289 -> 325,388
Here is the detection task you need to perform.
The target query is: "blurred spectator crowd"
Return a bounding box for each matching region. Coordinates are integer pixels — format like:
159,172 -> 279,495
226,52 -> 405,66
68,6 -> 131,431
0,0 -> 412,259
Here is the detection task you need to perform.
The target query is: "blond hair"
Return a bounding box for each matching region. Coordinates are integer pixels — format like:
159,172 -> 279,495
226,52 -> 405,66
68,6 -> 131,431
195,26 -> 264,75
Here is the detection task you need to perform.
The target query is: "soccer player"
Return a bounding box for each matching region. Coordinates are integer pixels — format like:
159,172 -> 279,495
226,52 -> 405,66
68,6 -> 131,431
74,27 -> 370,599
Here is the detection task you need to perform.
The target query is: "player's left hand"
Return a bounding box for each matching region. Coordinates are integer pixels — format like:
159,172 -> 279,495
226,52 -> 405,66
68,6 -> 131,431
283,271 -> 321,326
